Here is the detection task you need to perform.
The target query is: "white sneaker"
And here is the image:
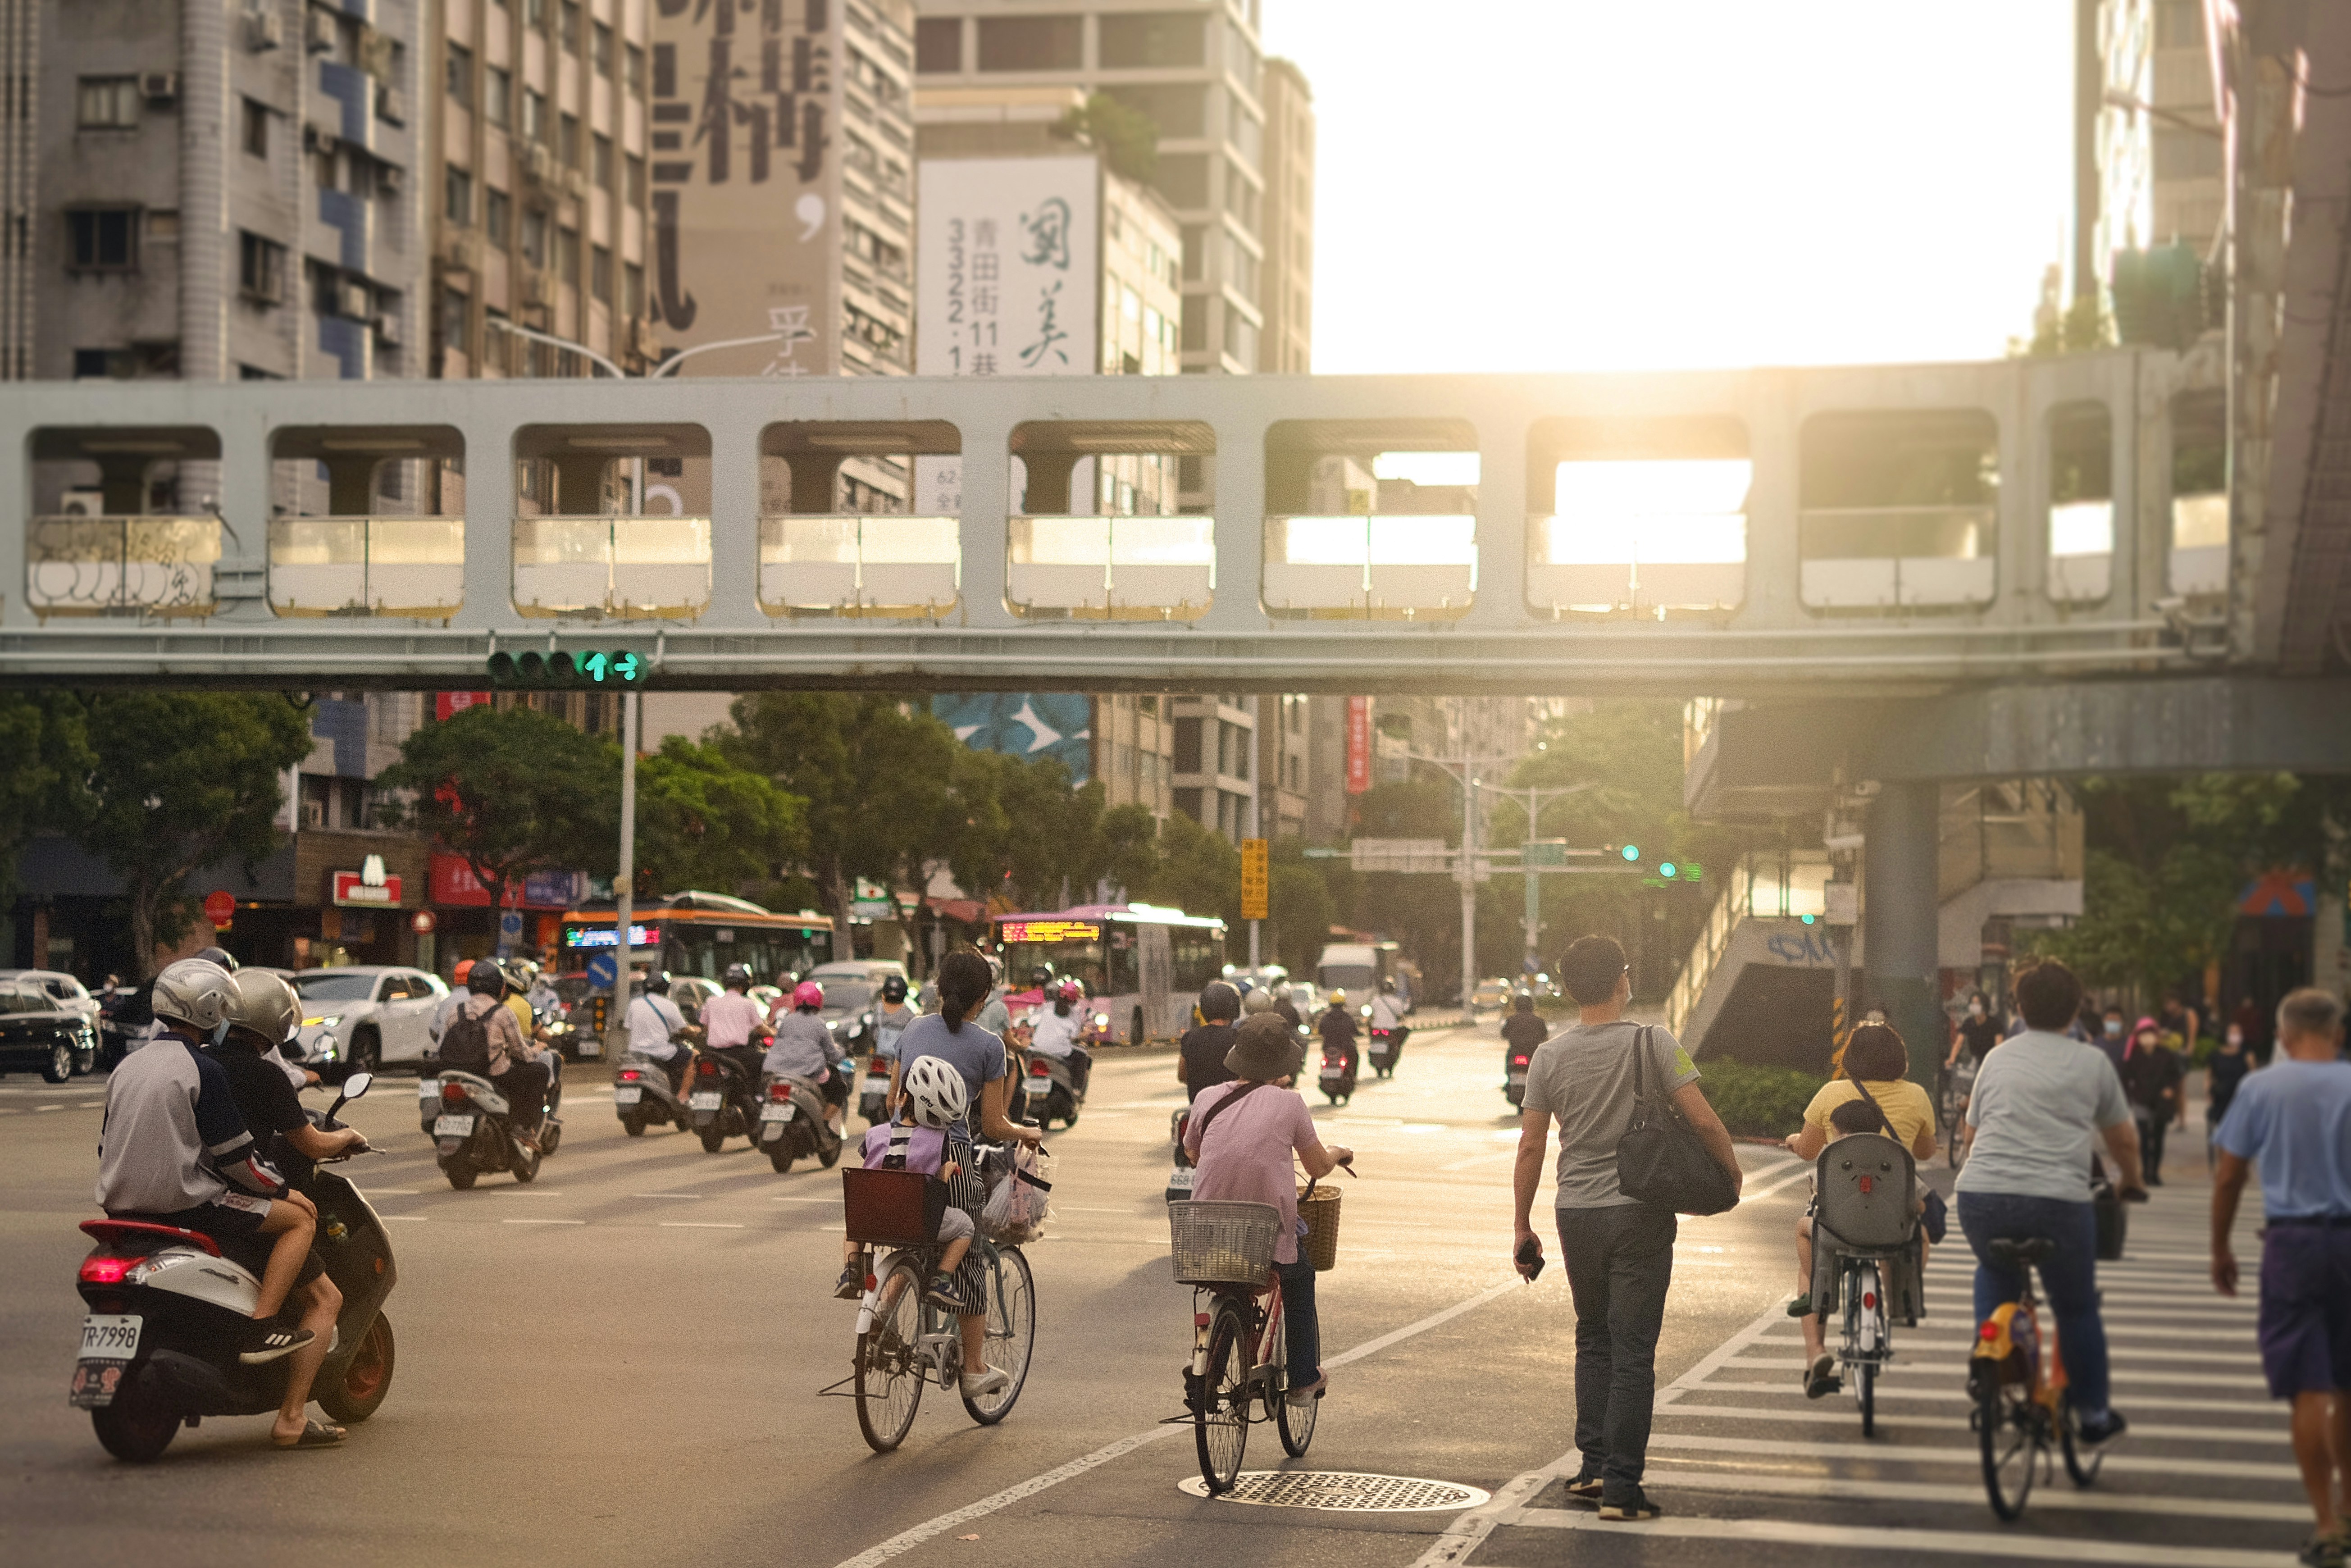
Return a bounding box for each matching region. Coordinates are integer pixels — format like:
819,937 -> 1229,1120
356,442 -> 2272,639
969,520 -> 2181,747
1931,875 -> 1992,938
960,1366 -> 1011,1399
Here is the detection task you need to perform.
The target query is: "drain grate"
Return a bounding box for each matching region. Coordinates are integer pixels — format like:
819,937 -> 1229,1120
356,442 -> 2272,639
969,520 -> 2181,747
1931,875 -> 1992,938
1177,1472 -> 1491,1511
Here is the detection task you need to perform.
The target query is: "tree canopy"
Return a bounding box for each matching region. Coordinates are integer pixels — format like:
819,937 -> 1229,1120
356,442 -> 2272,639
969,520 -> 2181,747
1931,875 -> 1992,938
633,736 -> 808,898
1054,91 -> 1158,184
0,693 -> 92,909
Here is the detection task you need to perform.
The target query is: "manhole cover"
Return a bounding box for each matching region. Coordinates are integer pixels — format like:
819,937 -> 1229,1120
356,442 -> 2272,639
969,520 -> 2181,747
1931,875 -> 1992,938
1177,1472 -> 1491,1511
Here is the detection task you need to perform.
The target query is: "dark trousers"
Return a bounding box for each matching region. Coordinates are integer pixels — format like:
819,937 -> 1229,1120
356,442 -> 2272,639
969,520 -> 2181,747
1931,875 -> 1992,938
1276,1255 -> 1319,1389
2135,1105 -> 2169,1181
1957,1191 -> 2110,1413
1558,1203 -> 1677,1495
494,1059 -> 549,1130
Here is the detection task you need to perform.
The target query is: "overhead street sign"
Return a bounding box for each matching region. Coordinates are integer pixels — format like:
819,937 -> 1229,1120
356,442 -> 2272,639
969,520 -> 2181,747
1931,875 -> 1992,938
1240,839 -> 1268,921
1350,839 -> 1451,874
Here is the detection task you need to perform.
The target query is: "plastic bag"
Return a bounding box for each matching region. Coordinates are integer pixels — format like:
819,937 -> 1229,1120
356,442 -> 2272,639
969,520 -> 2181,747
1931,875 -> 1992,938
982,1144 -> 1055,1243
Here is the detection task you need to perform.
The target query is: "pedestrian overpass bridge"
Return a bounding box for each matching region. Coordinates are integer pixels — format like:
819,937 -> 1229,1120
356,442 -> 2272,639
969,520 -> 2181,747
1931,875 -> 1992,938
0,346 -> 2298,695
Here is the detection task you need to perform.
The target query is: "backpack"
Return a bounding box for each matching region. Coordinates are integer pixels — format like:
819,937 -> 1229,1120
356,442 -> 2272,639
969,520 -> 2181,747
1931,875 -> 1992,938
439,1002 -> 492,1074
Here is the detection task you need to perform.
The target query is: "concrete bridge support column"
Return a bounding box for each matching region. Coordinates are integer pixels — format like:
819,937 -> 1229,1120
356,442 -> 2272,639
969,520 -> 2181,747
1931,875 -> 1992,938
1863,779 -> 1942,1086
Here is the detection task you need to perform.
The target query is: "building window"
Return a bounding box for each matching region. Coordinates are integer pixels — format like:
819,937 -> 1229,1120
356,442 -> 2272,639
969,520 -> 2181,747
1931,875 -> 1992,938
592,131 -> 613,188
593,20 -> 614,75
238,231 -> 287,302
624,153 -> 646,205
522,88 -> 547,143
241,97 -> 269,158
975,16 -> 1080,72
1180,295 -> 1207,352
525,0 -> 546,25
486,187 -> 511,245
1099,13 -> 1206,68
559,112 -> 579,167
65,208 -> 138,271
520,208 -> 547,267
590,243 -> 612,302
557,225 -> 579,284
1156,154 -> 1208,210
622,260 -> 643,318
624,43 -> 646,95
444,164 -> 474,227
77,76 -> 141,129
914,17 -> 961,72
559,0 -> 581,53
439,285 -> 470,356
445,41 -> 474,107
485,67 -> 511,128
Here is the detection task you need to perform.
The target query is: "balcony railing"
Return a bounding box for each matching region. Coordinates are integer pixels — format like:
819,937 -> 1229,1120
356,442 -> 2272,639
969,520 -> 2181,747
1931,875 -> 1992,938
268,517 -> 465,618
27,515 -> 221,618
514,515 -> 711,620
1007,514 -> 1214,620
1528,512 -> 1746,615
758,514 -> 959,617
1262,514 -> 1476,619
1798,504 -> 1997,610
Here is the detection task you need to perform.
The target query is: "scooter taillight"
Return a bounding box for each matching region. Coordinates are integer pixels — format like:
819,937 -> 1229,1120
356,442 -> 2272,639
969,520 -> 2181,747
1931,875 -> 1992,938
440,1081 -> 468,1106
1028,1060 -> 1050,1076
697,1059 -> 720,1078
1511,1055 -> 1531,1067
79,1255 -> 133,1285
768,1081 -> 793,1102
618,1069 -> 642,1082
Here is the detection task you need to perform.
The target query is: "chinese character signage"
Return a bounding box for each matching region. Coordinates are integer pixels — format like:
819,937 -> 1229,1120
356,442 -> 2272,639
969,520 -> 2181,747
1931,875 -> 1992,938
651,0 -> 839,375
997,921 -> 1103,944
1346,697 -> 1371,795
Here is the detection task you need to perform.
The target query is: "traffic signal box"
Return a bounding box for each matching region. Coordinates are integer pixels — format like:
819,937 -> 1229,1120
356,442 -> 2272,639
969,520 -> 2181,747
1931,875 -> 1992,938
485,649 -> 648,688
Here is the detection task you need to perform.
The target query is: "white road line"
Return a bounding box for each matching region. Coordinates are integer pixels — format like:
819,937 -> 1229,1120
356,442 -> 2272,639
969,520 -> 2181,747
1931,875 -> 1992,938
1734,1162 -> 1818,1203
1642,1431 -> 2299,1480
383,1215 -> 429,1222
361,1188 -> 420,1196
34,1104 -> 64,1112
631,1192 -> 703,1199
1696,1382 -> 2278,1416
1631,1467 -> 2309,1522
501,1218 -> 585,1226
831,1276 -> 1522,1568
1657,1404 -> 2288,1445
1503,1504 -> 2291,1567
659,1221 -> 746,1229
1726,1357 -> 2270,1389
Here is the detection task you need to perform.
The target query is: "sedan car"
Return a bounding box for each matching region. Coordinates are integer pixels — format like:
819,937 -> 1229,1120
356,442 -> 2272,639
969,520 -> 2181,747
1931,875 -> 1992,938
1471,978 -> 1513,1013
287,966 -> 449,1073
0,969 -> 101,1075
0,975 -> 99,1080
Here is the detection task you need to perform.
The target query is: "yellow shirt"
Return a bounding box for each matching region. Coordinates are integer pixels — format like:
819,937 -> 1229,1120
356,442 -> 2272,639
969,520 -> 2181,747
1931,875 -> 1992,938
1803,1077 -> 1936,1151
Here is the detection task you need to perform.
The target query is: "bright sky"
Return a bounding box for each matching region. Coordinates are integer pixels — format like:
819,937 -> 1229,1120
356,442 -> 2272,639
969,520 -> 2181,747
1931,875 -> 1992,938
1259,1 -> 2077,376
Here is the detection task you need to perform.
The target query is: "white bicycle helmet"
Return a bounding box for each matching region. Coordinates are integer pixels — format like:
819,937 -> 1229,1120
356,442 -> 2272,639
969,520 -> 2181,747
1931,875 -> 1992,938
901,1055 -> 970,1130
151,958 -> 239,1034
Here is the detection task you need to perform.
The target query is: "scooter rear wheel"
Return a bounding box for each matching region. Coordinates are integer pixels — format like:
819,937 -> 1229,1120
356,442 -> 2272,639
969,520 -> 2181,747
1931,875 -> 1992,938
90,1370 -> 178,1463
511,1143 -> 542,1183
445,1162 -> 477,1190
621,1113 -> 647,1137
317,1312 -> 396,1424
699,1129 -> 726,1153
770,1149 -> 796,1174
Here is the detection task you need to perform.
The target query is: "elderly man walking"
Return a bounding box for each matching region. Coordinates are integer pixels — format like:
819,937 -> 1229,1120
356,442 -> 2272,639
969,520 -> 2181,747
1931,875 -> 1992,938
2212,988 -> 2351,1568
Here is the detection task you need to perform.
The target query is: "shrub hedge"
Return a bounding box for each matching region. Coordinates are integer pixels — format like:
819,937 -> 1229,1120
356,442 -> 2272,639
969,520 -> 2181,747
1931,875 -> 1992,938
1696,1057 -> 1826,1138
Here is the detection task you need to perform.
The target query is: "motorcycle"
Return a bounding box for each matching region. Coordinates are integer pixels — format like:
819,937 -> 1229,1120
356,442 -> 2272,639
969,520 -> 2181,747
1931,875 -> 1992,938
1505,1045 -> 1533,1108
70,1074 -> 397,1463
857,1050 -> 895,1126
1018,1050 -> 1088,1130
428,1069 -> 556,1188
756,1071 -> 844,1173
612,1051 -> 693,1135
687,1047 -> 763,1153
1367,1025 -> 1409,1078
1318,1044 -> 1358,1107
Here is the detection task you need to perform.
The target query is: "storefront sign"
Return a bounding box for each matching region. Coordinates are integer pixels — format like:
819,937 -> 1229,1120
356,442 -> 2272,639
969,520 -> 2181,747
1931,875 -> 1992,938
332,853 -> 402,907
429,854 -> 583,910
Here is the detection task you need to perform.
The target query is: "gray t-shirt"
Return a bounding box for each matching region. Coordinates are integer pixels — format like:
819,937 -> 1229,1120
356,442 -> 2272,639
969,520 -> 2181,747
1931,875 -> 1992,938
1522,1018 -> 1699,1209
1955,1029 -> 2132,1203
896,1013 -> 1007,1131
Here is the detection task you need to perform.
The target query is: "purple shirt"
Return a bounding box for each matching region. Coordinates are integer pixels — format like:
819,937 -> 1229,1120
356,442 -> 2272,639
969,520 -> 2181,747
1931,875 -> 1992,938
1185,1081 -> 1320,1266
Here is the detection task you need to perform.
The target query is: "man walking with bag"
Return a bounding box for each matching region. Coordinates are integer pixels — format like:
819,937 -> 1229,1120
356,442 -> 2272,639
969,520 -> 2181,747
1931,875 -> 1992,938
1512,935 -> 1743,1522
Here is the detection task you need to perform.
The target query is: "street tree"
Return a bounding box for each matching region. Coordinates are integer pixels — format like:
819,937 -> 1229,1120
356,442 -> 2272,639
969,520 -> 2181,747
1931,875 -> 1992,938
73,693 -> 314,976
0,693 -> 92,907
374,703 -> 618,913
634,737 -> 808,900
1141,811 -> 1242,937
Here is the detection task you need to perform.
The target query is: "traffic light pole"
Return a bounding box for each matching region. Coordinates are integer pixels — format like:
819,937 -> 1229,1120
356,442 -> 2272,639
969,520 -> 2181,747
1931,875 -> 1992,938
606,690 -> 639,1061
1496,784 -> 1595,974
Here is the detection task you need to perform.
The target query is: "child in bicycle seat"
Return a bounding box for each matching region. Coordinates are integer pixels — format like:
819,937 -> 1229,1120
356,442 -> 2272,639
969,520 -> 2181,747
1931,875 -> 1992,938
836,1055 -> 975,1309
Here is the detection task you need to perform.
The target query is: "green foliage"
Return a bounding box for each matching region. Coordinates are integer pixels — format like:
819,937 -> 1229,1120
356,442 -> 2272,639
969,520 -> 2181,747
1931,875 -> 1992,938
1351,778 -> 1458,843
633,737 -> 807,899
1696,1058 -> 1825,1138
1140,811 -> 1241,933
1054,92 -> 1158,183
0,693 -> 92,907
1268,857 -> 1335,971
73,693 -> 314,975
375,703 -> 619,912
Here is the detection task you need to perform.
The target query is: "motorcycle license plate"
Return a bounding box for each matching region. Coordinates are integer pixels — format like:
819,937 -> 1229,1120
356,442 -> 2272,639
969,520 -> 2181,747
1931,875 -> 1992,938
761,1102 -> 795,1122
688,1091 -> 723,1111
69,1314 -> 140,1408
433,1114 -> 476,1136
1508,1071 -> 1528,1088
1166,1167 -> 1194,1193
863,1074 -> 889,1098
612,1086 -> 643,1105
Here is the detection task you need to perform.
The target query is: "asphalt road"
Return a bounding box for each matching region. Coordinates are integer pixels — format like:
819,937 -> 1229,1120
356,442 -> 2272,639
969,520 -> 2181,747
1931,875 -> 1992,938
0,1024 -> 2294,1568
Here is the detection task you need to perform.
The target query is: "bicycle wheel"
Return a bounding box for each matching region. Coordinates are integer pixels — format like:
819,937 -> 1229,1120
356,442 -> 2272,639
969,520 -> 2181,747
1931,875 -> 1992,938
2060,1408 -> 2105,1487
1976,1376 -> 2038,1520
960,1247 -> 1035,1426
855,1261 -> 928,1454
1193,1300 -> 1250,1495
1856,1361 -> 1876,1438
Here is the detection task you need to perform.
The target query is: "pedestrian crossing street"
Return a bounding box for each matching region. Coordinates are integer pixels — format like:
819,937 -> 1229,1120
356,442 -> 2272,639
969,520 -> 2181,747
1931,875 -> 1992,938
1457,1190 -> 2309,1567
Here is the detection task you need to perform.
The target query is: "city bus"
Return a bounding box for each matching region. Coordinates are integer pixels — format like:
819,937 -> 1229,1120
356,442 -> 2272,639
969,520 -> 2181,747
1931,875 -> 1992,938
990,903 -> 1227,1045
557,891 -> 836,992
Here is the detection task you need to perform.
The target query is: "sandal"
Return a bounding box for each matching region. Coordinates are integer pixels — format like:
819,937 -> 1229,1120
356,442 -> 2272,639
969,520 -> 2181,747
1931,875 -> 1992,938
1785,1294 -> 1813,1318
1804,1353 -> 1840,1399
272,1418 -> 346,1449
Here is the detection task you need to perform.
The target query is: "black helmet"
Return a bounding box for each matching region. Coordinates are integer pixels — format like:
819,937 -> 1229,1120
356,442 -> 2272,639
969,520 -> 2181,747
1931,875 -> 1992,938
194,945 -> 238,972
1198,980 -> 1241,1022
1029,964 -> 1053,988
1513,989 -> 1535,1013
881,975 -> 908,1003
724,963 -> 752,988
646,972 -> 671,995
467,963 -> 507,998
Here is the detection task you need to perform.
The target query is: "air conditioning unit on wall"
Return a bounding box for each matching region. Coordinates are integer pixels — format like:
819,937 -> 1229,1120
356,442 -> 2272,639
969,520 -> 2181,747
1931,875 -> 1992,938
373,311 -> 401,346
246,9 -> 284,51
337,279 -> 370,319
140,72 -> 178,102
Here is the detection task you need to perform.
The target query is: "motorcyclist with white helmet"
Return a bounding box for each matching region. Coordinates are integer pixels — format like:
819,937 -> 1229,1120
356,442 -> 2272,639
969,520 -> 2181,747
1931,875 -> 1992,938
835,1055 -> 978,1306
94,957 -> 319,1367
1028,978 -> 1093,1094
627,971 -> 692,1093
764,979 -> 849,1132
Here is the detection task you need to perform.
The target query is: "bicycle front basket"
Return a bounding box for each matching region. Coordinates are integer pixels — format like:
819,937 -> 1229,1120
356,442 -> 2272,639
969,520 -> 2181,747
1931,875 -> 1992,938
1169,1200 -> 1281,1285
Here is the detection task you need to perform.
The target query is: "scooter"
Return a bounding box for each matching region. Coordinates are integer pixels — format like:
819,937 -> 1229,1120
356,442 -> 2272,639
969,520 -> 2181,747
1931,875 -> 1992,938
756,1071 -> 844,1173
428,1070 -> 554,1188
1505,1045 -> 1533,1108
857,1052 -> 895,1125
418,1055 -> 565,1146
1319,1044 -> 1358,1106
612,1051 -> 694,1135
1018,1050 -> 1088,1129
1367,1026 -> 1408,1078
70,1075 -> 398,1463
688,1048 -> 762,1153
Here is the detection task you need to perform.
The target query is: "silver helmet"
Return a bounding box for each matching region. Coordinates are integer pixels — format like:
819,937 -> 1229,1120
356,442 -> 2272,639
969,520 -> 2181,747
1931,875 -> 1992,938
224,969 -> 301,1045
151,958 -> 239,1033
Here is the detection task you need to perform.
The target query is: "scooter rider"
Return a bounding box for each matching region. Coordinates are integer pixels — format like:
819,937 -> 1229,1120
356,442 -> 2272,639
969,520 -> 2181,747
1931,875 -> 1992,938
1318,990 -> 1361,1076
701,964 -> 770,1074
872,975 -> 916,1063
628,973 -> 692,1093
765,980 -> 849,1133
94,957 -> 318,1367
1370,979 -> 1406,1033
1502,989 -> 1548,1062
1028,979 -> 1092,1094
213,970 -> 368,1447
437,963 -> 548,1149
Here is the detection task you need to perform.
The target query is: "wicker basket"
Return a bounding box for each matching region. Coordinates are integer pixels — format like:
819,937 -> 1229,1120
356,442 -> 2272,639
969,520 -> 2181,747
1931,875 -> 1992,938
1297,1180 -> 1342,1272
1169,1200 -> 1282,1285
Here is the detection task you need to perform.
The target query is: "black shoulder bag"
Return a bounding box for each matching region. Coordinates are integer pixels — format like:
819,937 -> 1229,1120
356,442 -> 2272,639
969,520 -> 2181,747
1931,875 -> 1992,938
1614,1025 -> 1740,1216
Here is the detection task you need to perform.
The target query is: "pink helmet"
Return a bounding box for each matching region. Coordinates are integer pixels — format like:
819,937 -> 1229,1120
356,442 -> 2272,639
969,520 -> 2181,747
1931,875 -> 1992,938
1053,979 -> 1084,1004
793,980 -> 825,1009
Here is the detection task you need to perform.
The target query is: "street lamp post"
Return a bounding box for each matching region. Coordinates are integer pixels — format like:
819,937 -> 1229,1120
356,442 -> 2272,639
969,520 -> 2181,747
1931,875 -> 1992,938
1494,783 -> 1596,974
1399,748 -> 1519,1012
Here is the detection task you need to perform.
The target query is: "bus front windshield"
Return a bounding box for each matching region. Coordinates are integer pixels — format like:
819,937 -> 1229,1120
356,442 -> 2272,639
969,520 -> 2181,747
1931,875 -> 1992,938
999,938 -> 1129,998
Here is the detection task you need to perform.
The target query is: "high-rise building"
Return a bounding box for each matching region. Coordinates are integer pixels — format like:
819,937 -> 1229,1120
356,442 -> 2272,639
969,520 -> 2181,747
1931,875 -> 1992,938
429,0 -> 657,378
17,0 -> 426,384
2078,0 -> 2221,308
1256,53 -> 1308,371
911,0 -> 1275,382
1171,694 -> 1254,841
1254,693 -> 1308,839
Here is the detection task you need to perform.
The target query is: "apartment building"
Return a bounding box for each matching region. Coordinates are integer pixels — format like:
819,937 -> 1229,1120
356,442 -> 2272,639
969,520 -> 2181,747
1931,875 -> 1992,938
1253,692 -> 1307,839
430,0 -> 655,377
1256,52 -> 1308,371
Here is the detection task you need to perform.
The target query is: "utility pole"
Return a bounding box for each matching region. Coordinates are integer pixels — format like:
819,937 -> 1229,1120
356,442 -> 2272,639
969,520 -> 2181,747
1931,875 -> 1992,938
1247,695 -> 1262,972
606,689 -> 639,1062
1498,783 -> 1595,975
1399,747 -> 1519,1008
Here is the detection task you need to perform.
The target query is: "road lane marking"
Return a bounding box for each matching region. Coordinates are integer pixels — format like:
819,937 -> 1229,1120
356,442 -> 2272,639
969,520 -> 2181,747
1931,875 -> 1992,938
502,1218 -> 585,1225
34,1105 -> 64,1112
660,1222 -> 745,1229
1631,1467 -> 2309,1522
831,1276 -> 1521,1568
1503,1504 -> 2291,1567
383,1216 -> 429,1222
362,1188 -> 420,1196
1727,1355 -> 2269,1388
1638,1431 -> 2299,1478
631,1192 -> 703,1199
1656,1404 -> 2288,1444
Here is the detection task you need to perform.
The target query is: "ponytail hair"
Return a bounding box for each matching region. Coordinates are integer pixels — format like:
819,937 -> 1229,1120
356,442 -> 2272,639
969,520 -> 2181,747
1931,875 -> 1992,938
936,949 -> 993,1035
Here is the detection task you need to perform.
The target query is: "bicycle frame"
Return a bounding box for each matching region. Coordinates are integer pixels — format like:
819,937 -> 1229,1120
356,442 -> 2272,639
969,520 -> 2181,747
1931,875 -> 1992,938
852,1236 -> 1016,1389
1190,1270 -> 1287,1409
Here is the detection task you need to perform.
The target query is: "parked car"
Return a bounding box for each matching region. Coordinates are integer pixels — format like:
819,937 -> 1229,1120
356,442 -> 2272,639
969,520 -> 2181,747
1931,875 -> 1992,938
0,974 -> 99,1080
287,966 -> 450,1074
1471,977 -> 1513,1014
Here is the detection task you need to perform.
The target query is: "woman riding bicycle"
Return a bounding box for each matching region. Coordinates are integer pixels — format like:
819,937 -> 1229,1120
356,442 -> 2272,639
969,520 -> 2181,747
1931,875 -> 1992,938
1184,1012 -> 1351,1408
888,948 -> 1042,1401
1784,1022 -> 1938,1397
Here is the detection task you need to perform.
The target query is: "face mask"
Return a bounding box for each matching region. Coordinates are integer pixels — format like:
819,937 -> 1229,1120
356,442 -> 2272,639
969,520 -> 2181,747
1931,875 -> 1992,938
2104,1020 -> 2123,1036
2226,1030 -> 2243,1048
1968,1003 -> 1985,1017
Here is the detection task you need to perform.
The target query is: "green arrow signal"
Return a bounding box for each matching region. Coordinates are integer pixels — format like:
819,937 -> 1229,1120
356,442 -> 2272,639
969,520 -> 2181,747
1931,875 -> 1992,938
612,651 -> 642,685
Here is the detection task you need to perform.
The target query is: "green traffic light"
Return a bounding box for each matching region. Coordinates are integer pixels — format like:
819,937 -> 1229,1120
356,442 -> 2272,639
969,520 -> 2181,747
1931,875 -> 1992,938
486,647 -> 644,688
1619,844 -> 1640,862
1659,861 -> 1677,879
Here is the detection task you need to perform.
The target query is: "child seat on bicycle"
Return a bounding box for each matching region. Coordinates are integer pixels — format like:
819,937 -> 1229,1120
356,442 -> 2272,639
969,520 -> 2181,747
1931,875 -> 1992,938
1809,1130 -> 1923,1320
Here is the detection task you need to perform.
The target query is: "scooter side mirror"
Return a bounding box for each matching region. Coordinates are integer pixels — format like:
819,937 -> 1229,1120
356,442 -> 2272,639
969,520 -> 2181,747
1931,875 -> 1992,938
342,1071 -> 375,1100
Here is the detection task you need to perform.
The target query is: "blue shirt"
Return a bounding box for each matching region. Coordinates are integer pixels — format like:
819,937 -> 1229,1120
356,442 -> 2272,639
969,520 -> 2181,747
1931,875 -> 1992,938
2215,1059 -> 2351,1219
895,1013 -> 1006,1132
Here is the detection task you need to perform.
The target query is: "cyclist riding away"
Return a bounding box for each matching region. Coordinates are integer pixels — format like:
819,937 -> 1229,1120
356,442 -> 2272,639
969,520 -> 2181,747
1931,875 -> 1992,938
1956,957 -> 2144,1448
836,1056 -> 977,1304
